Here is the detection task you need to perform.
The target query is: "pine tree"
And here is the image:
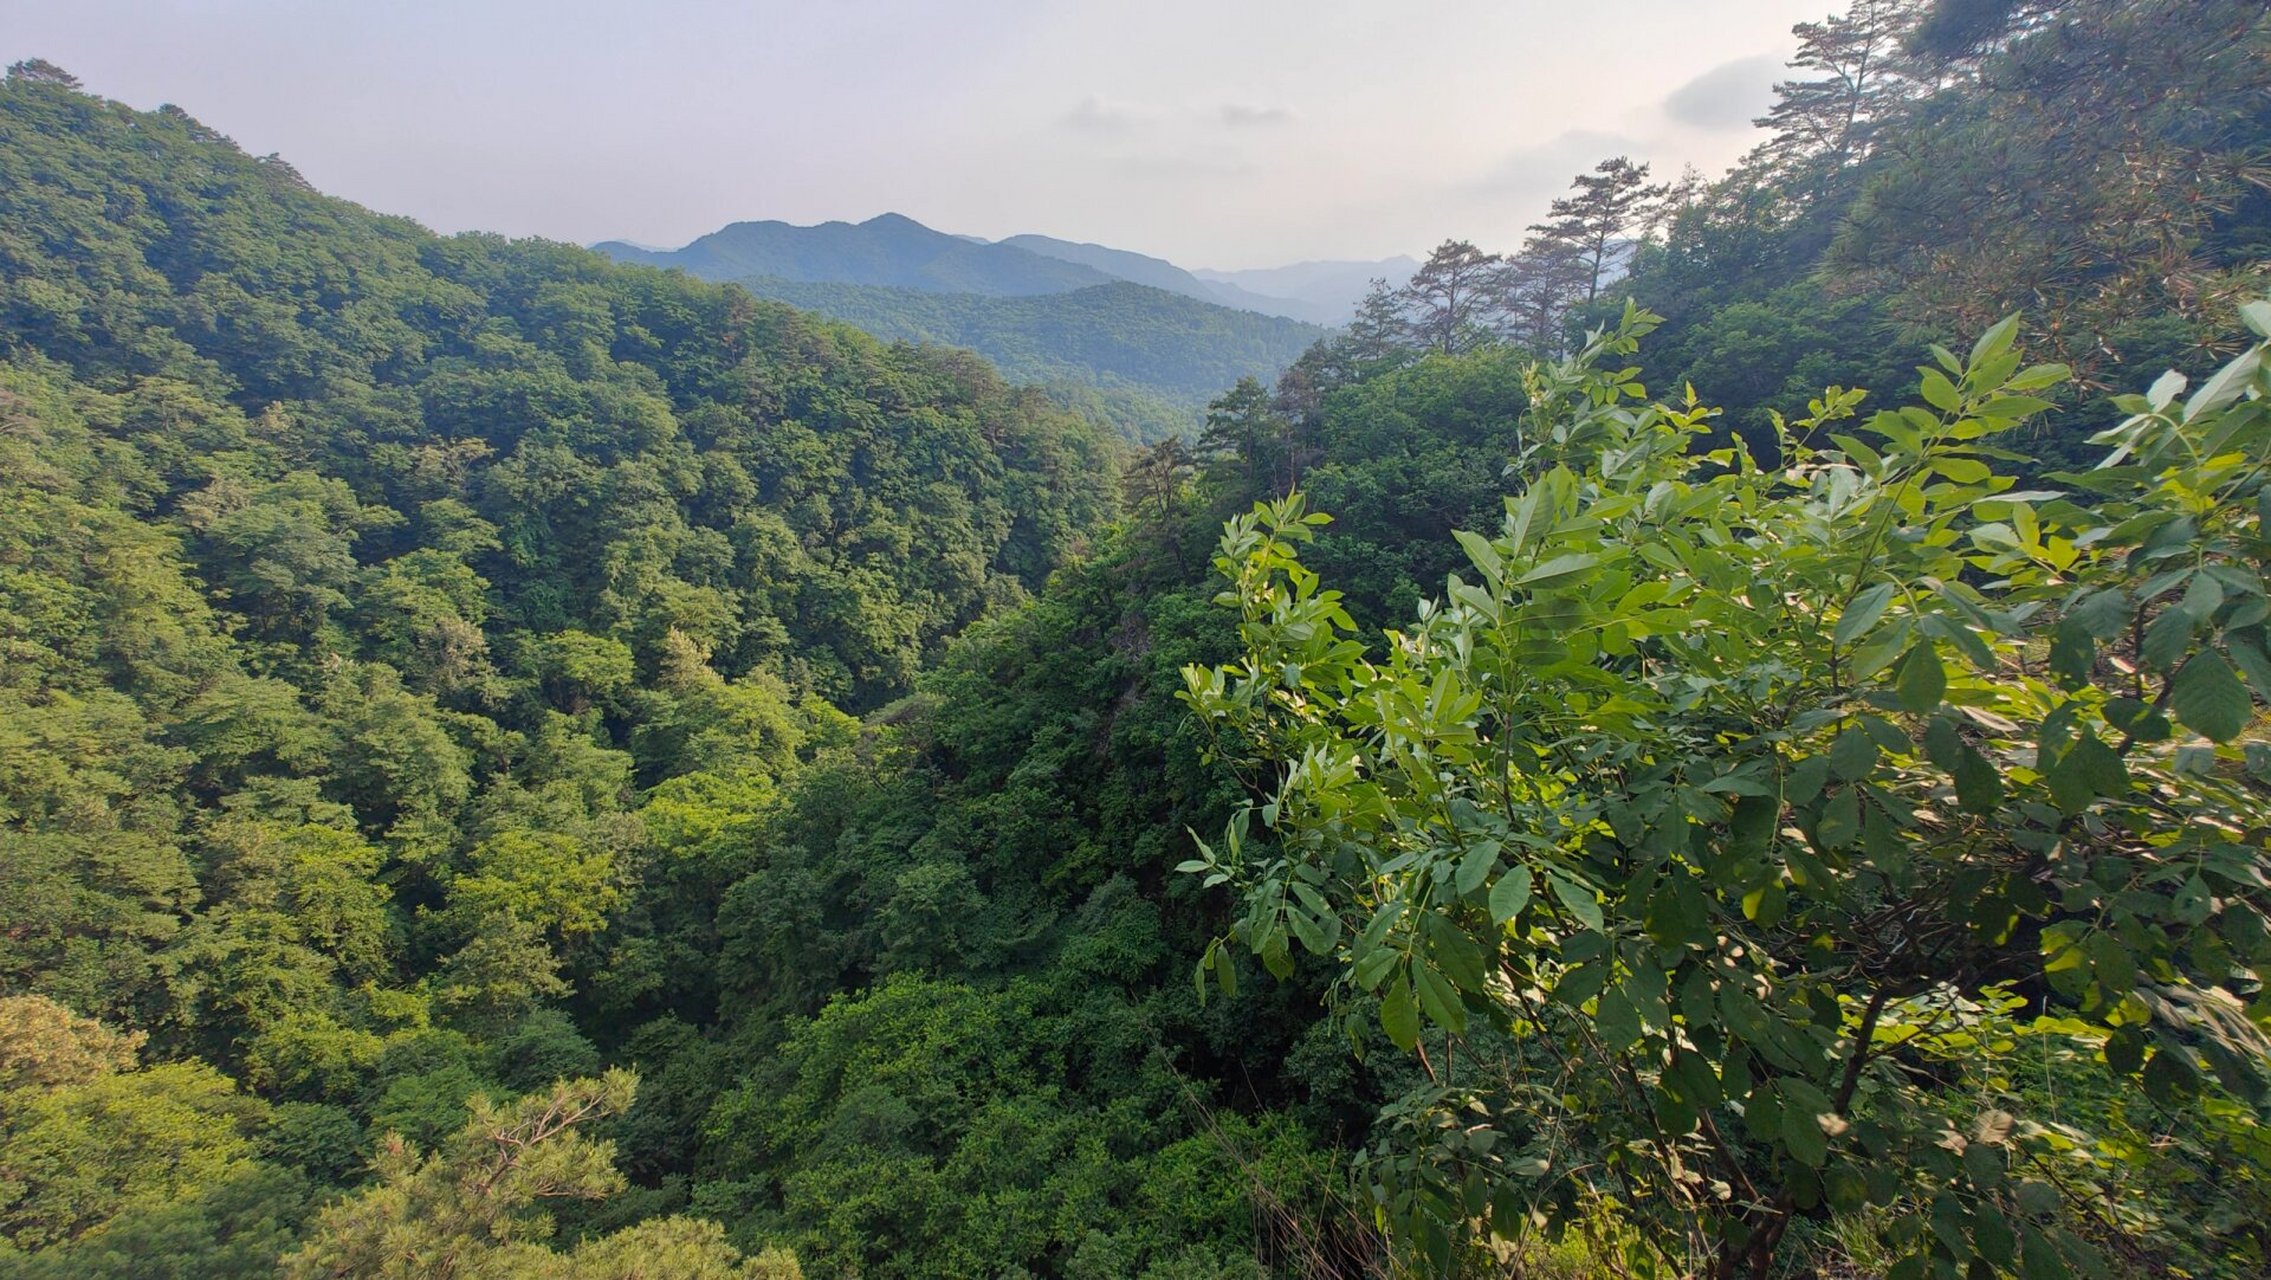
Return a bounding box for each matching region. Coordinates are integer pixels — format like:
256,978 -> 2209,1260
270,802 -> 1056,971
1754,0 -> 1925,183
1344,277 -> 1411,363
1501,235 -> 1592,357
1527,158 -> 1668,309
1401,240 -> 1510,355
5,60 -> 80,89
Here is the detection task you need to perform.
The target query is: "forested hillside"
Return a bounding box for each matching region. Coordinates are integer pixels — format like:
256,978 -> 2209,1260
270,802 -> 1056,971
596,214 -> 1112,297
599,216 -> 1331,443
739,278 -> 1325,444
3,0 -> 2271,1277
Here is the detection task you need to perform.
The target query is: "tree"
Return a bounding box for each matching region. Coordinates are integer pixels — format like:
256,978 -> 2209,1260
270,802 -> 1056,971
1755,0 -> 1925,182
0,1060 -> 271,1250
1199,376 -> 1294,494
4,60 -> 79,89
1121,435 -> 1197,523
281,1069 -> 801,1278
0,996 -> 142,1090
1344,277 -> 1412,364
1528,157 -> 1669,309
1500,234 -> 1592,358
1400,240 -> 1510,355
1181,304 -> 2271,1278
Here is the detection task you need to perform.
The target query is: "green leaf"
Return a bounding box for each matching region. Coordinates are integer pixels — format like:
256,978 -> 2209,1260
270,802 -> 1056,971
1455,841 -> 1498,895
1953,742 -> 2003,815
1893,642 -> 1946,712
1381,974 -> 1420,1049
1781,1096 -> 1830,1167
1452,529 -> 1503,585
1550,874 -> 1605,932
2229,631 -> 2271,702
1815,786 -> 1860,849
2140,606 -> 2196,672
2048,620 -> 2095,688
1920,368 -> 1962,413
1970,313 -> 2021,368
1596,987 -> 1642,1051
1515,552 -> 1600,588
2044,729 -> 2126,813
1835,583 -> 1895,647
1413,961 -> 1466,1032
2171,652 -> 2252,742
1423,913 -> 1487,993
1829,727 -> 1877,780
1488,867 -> 1533,926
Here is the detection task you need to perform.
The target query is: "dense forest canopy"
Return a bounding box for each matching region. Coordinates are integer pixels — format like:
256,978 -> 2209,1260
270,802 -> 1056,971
735,278 -> 1326,446
2,0 -> 2269,1277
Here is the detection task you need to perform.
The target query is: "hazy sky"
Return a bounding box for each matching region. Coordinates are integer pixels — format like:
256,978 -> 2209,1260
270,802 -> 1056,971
4,1 -> 1829,268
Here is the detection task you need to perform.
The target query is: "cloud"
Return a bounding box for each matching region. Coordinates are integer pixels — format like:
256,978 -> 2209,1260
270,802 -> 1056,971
1114,151 -> 1256,180
1470,130 -> 1643,196
1662,54 -> 1784,131
1218,103 -> 1292,128
1059,95 -> 1154,133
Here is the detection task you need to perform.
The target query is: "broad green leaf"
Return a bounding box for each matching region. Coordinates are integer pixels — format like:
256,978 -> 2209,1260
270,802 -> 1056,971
1892,642 -> 1946,712
1596,987 -> 1642,1051
1970,313 -> 2021,367
1835,582 -> 1895,647
1782,1097 -> 1830,1167
1413,961 -> 1466,1032
1454,841 -> 1498,895
1515,552 -> 1600,588
2171,652 -> 2252,742
1829,727 -> 1878,780
1423,913 -> 1487,993
1920,368 -> 1962,413
1550,874 -> 1605,932
1488,867 -> 1532,926
1380,974 -> 1420,1049
1452,529 -> 1503,585
1953,742 -> 2003,815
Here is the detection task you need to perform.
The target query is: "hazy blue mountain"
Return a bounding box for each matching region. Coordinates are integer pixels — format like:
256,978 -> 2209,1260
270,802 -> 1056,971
998,233 -> 1213,296
1193,256 -> 1420,322
998,233 -> 1330,322
596,212 -> 1110,296
740,277 -> 1326,443
599,214 -> 1337,440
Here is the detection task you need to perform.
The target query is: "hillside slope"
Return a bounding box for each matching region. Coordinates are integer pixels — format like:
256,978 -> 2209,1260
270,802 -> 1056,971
999,232 -> 1327,321
0,78 -> 1117,708
596,212 -> 1109,295
740,276 -> 1325,439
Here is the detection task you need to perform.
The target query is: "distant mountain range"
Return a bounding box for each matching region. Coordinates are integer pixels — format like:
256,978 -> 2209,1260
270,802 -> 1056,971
595,214 -> 1411,441
1193,258 -> 1420,320
598,214 -> 1104,297
597,214 -> 1413,323
741,278 -> 1325,442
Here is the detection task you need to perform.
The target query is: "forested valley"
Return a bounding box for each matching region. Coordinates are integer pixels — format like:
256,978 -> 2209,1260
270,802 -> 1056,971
2,2 -> 2270,1278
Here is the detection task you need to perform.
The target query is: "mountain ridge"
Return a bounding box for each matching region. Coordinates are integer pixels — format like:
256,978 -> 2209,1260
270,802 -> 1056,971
594,212 -> 1112,296
599,214 -> 1335,441
598,213 -> 1403,323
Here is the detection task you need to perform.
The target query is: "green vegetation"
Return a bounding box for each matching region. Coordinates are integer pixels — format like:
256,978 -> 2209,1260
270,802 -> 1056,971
1185,306 -> 2271,1278
3,1 -> 2269,1276
595,213 -> 1330,444
740,277 -> 1326,444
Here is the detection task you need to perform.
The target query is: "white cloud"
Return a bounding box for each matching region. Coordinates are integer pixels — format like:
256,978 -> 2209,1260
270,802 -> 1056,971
1218,102 -> 1292,128
1663,54 -> 1785,131
1059,95 -> 1154,133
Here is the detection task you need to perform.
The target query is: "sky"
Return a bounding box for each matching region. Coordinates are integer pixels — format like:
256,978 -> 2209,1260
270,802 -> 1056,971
3,0 -> 1829,269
